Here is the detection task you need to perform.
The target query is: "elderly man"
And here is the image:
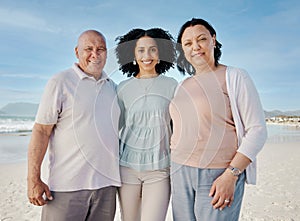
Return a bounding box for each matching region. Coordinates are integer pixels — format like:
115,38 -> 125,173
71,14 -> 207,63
27,30 -> 120,221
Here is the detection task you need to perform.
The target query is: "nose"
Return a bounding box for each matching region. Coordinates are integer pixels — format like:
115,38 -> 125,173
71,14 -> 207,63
91,48 -> 106,57
91,49 -> 100,56
144,49 -> 152,58
192,40 -> 200,50
88,50 -> 97,59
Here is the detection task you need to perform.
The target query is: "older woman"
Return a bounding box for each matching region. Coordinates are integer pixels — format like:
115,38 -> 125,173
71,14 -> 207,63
169,18 -> 267,221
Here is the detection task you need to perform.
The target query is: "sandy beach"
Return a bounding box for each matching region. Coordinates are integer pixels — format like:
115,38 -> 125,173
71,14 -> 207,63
1,139 -> 299,220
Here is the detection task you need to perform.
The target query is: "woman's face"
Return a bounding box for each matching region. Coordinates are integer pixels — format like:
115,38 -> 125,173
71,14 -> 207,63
134,36 -> 159,75
181,24 -> 216,69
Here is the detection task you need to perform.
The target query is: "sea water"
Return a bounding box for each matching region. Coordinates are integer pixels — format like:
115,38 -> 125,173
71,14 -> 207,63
267,123 -> 300,143
0,116 -> 300,163
0,115 -> 34,134
0,115 -> 34,163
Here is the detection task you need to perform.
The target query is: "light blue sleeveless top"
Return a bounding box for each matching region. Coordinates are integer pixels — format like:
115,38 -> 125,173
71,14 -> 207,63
117,75 -> 177,171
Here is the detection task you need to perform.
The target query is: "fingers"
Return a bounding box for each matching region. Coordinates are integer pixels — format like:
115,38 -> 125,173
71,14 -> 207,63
209,173 -> 236,210
29,194 -> 48,206
209,183 -> 216,197
228,195 -> 234,207
212,197 -> 227,210
209,185 -> 231,209
28,186 -> 53,206
211,194 -> 233,210
44,186 -> 53,201
219,198 -> 231,211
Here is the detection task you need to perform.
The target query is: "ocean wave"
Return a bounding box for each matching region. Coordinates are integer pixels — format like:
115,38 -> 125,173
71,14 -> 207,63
0,116 -> 34,134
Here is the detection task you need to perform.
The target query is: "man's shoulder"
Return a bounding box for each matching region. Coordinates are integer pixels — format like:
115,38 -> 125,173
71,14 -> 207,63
103,77 -> 118,91
44,68 -> 77,87
51,67 -> 75,79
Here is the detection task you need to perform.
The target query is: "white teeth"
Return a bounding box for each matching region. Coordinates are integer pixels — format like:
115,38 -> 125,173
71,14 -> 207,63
90,60 -> 101,64
142,61 -> 152,64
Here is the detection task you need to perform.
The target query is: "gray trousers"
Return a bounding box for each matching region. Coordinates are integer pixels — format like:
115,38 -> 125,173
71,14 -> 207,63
41,186 -> 117,221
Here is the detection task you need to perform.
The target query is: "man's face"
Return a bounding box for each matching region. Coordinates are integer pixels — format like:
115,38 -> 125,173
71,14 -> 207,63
75,32 -> 107,78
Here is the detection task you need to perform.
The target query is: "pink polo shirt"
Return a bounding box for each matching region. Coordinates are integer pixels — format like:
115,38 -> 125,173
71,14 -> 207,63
169,71 -> 237,168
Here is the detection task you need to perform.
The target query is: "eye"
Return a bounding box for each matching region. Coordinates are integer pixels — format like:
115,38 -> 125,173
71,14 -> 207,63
198,37 -> 207,41
85,47 -> 93,51
151,47 -> 158,53
97,47 -> 107,52
183,42 -> 191,47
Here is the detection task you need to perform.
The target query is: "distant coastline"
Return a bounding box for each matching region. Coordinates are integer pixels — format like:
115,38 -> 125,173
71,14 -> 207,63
0,102 -> 38,117
0,102 -> 300,132
266,116 -> 300,128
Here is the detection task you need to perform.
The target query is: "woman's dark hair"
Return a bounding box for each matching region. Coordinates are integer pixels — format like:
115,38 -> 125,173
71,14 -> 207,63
177,18 -> 222,75
115,28 -> 176,77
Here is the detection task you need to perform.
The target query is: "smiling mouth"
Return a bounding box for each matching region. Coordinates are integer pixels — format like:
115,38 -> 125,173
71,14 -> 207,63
142,60 -> 153,64
192,52 -> 204,57
90,60 -> 101,64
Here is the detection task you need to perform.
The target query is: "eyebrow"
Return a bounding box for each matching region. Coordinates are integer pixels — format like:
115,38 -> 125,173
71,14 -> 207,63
183,33 -> 207,42
85,45 -> 107,49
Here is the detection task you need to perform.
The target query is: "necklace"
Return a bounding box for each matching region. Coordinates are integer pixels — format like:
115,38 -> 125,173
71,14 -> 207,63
136,73 -> 158,79
138,77 -> 156,94
135,75 -> 158,101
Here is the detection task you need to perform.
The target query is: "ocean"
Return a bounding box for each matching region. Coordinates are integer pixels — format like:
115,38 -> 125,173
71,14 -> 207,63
0,115 -> 300,164
0,115 -> 34,163
0,115 -> 35,134
267,123 -> 300,143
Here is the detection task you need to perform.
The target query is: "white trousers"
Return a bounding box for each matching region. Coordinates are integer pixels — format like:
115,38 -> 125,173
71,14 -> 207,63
118,166 -> 171,221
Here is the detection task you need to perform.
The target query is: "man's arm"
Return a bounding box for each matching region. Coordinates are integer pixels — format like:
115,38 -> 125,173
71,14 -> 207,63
27,123 -> 54,206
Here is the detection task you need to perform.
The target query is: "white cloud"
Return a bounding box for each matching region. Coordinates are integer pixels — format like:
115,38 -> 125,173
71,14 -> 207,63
0,7 -> 60,32
0,72 -> 50,80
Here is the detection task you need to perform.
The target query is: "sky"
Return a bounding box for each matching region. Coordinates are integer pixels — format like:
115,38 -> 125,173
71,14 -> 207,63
0,0 -> 299,111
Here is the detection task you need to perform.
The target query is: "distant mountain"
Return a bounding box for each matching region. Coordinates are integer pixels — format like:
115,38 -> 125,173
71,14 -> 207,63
0,102 -> 39,116
264,110 -> 300,118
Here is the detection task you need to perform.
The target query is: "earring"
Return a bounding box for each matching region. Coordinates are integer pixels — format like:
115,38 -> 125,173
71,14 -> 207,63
157,59 -> 160,64
133,60 -> 136,65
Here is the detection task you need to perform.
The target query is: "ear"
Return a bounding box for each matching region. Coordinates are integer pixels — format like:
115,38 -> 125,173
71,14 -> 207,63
75,47 -> 79,59
212,34 -> 216,47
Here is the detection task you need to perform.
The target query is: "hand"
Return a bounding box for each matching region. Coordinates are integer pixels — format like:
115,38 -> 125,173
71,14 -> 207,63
209,170 -> 238,210
27,178 -> 53,206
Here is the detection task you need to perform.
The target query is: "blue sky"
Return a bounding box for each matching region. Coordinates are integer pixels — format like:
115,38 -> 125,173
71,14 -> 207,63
0,0 -> 299,111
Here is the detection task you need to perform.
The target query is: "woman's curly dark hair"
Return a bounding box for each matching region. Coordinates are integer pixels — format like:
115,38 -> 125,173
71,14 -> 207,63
177,18 -> 222,75
115,28 -> 176,77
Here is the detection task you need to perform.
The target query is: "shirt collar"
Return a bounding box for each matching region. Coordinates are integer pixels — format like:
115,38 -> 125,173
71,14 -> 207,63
72,63 -> 109,82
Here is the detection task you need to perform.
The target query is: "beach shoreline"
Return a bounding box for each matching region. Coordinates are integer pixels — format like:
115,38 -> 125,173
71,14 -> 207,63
267,121 -> 300,128
1,139 -> 299,220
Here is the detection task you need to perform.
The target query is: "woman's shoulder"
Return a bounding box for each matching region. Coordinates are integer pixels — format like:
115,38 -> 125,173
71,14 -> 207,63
176,75 -> 194,86
226,66 -> 249,77
159,75 -> 178,85
225,66 -> 256,93
117,77 -> 135,89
